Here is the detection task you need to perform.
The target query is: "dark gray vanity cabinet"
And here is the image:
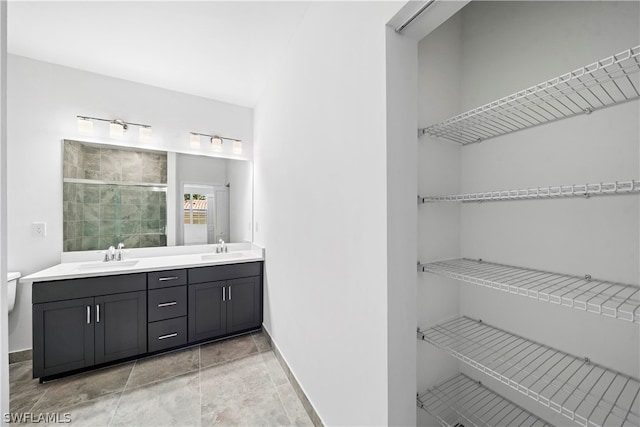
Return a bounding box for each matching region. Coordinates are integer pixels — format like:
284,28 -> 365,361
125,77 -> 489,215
32,273 -> 147,379
187,262 -> 262,343
32,261 -> 263,380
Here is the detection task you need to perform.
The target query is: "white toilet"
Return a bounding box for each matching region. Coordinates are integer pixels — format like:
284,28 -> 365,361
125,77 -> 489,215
8,272 -> 20,314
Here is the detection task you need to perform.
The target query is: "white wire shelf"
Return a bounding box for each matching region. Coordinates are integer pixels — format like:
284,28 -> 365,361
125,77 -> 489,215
419,180 -> 640,203
420,46 -> 640,145
420,259 -> 640,324
418,373 -> 553,427
418,316 -> 640,427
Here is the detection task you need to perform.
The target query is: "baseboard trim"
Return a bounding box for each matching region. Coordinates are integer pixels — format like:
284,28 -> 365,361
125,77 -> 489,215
9,349 -> 32,364
262,327 -> 323,427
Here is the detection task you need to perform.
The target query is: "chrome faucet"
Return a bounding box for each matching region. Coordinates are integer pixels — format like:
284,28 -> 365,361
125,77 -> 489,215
217,239 -> 227,253
104,243 -> 125,262
116,243 -> 125,261
104,245 -> 116,262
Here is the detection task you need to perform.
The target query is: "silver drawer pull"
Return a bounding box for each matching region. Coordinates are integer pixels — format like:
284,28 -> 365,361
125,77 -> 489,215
158,301 -> 177,307
87,306 -> 91,324
158,276 -> 179,281
158,333 -> 178,340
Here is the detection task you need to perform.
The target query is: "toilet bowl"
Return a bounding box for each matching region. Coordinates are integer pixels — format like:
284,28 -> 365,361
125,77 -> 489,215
8,272 -> 20,314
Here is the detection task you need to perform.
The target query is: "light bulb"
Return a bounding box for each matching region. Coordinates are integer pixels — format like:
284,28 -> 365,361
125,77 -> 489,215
110,121 -> 125,139
139,127 -> 152,143
232,140 -> 242,154
190,133 -> 201,148
211,136 -> 223,152
77,117 -> 93,135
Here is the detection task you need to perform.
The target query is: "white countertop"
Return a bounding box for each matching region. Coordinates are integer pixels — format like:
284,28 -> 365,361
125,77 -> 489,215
22,244 -> 264,283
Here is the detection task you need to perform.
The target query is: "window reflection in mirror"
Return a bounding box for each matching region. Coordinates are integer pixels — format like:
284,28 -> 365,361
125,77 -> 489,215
182,185 -> 229,245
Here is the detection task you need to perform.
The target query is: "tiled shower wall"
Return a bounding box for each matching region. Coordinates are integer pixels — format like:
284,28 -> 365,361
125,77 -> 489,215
63,140 -> 167,251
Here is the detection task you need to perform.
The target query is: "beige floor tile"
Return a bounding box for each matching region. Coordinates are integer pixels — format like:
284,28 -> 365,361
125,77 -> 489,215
200,335 -> 258,368
126,346 -> 199,390
201,390 -> 290,427
55,392 -> 120,426
110,371 -> 200,427
261,351 -> 289,387
276,383 -> 314,427
251,331 -> 271,353
31,362 -> 133,414
200,354 -> 274,414
9,361 -> 50,414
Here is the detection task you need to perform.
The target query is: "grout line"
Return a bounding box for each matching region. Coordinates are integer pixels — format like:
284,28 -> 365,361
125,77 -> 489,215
107,360 -> 136,427
272,377 -> 295,425
26,384 -> 51,414
198,344 -> 202,427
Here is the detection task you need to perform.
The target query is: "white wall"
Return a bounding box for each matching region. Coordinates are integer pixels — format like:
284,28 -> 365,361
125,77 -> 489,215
416,11 -> 463,426
7,55 -> 253,352
1,0 -> 9,420
385,25 -> 417,427
227,160 -> 253,243
253,2 -> 402,425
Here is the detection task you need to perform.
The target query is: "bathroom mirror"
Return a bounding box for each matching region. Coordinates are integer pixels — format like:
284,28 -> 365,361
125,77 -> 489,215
62,140 -> 252,251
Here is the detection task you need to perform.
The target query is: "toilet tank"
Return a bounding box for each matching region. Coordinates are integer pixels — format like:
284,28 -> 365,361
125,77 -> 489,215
8,272 -> 20,314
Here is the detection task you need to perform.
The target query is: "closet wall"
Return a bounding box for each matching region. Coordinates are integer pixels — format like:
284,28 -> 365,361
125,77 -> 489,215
417,2 -> 639,426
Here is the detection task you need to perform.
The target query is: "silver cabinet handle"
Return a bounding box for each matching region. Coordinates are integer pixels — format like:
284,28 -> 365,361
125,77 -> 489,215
229,286 -> 232,300
158,301 -> 177,307
87,306 -> 91,324
96,304 -> 100,323
158,276 -> 179,281
223,287 -> 226,302
158,333 -> 178,340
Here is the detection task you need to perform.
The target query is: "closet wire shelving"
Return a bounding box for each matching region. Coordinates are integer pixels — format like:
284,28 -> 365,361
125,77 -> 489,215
419,180 -> 640,203
418,373 -> 553,427
420,259 -> 640,324
418,316 -> 640,427
420,46 -> 640,145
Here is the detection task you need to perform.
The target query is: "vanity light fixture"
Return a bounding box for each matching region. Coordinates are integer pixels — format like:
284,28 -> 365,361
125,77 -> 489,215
139,126 -> 153,143
232,140 -> 242,154
76,115 -> 152,142
77,117 -> 94,135
189,132 -> 242,153
109,120 -> 127,139
189,133 -> 201,148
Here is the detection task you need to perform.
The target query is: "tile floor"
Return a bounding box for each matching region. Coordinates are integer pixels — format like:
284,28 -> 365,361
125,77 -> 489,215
9,331 -> 314,426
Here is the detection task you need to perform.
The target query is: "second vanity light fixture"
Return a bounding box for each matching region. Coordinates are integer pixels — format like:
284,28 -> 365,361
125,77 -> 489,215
189,132 -> 242,154
77,116 -> 152,142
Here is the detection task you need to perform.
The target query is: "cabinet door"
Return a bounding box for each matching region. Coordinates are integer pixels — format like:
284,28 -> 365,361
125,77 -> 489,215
227,276 -> 262,334
33,297 -> 95,378
188,281 -> 227,343
94,291 -> 147,364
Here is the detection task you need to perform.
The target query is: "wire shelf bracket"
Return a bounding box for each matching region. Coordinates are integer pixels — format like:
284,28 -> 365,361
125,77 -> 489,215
418,373 -> 553,427
420,46 -> 640,145
419,180 -> 640,203
420,258 -> 640,324
418,316 -> 640,427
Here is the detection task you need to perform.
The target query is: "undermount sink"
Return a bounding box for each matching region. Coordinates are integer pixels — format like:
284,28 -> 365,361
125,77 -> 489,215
201,252 -> 243,261
75,260 -> 139,270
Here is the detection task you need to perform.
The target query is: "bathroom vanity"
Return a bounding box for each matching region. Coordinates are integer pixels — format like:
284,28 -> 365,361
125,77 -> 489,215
25,247 -> 263,381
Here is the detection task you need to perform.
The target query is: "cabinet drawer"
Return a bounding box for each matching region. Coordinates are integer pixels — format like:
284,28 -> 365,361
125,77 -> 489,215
148,317 -> 187,353
148,269 -> 187,289
33,273 -> 146,303
188,262 -> 262,284
148,286 -> 187,322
